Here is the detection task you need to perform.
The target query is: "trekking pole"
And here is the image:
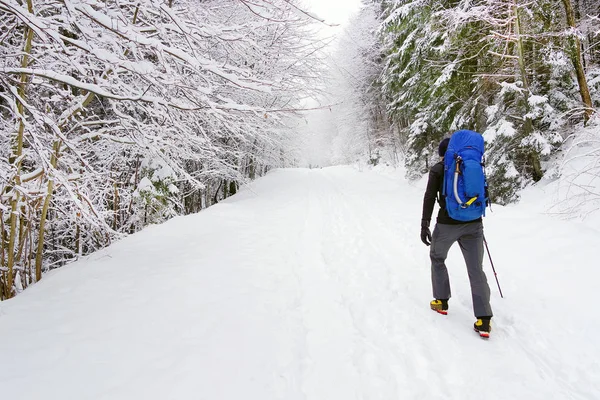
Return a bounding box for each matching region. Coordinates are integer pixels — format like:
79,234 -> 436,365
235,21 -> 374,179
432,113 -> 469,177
483,235 -> 504,298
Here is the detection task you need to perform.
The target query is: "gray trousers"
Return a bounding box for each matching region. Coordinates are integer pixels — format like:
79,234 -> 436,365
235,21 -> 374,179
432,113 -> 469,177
430,222 -> 493,318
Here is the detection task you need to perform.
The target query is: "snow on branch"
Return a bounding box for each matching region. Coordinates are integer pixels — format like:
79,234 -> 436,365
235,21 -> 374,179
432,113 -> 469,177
0,0 -> 325,295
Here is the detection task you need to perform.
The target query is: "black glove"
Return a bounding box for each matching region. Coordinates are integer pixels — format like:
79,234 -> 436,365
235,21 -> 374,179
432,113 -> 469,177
485,185 -> 491,207
420,219 -> 432,246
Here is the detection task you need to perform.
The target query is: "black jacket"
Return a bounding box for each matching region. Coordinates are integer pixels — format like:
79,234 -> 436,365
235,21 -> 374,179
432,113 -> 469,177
422,161 -> 481,225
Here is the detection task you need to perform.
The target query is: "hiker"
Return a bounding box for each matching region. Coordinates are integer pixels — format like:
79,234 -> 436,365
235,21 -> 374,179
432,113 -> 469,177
420,132 -> 493,338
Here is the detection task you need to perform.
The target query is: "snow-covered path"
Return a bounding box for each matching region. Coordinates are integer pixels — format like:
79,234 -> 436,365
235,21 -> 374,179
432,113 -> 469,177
1,166 -> 598,399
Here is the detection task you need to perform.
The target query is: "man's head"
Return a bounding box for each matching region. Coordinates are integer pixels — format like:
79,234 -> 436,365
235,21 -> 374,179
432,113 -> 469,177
438,138 -> 450,157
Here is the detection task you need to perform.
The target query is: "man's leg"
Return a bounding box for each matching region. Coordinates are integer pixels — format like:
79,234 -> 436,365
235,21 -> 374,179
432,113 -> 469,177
430,224 -> 458,300
457,222 -> 493,318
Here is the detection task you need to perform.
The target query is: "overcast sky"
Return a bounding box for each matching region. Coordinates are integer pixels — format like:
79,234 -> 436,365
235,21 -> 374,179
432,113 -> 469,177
300,0 -> 363,32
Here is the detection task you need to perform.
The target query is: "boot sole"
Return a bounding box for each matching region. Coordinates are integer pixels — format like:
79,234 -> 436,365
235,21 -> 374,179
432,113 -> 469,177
474,328 -> 490,339
431,308 -> 448,315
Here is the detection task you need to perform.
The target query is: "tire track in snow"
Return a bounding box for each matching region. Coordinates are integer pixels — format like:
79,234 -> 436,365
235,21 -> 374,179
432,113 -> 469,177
293,170 -> 362,400
317,168 -> 445,399
316,172 -> 400,400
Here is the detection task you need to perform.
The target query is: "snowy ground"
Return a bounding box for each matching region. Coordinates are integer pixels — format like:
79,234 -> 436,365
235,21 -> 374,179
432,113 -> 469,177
1,166 -> 599,399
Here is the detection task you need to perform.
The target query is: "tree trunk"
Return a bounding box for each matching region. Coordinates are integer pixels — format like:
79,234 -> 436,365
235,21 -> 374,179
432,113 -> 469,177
514,0 -> 542,181
562,0 -> 594,122
75,216 -> 80,257
513,0 -> 532,135
113,181 -> 120,231
6,0 -> 35,297
35,140 -> 60,282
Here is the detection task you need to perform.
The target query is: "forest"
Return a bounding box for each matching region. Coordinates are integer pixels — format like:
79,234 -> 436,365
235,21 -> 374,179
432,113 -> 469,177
333,0 -> 599,203
0,0 -> 326,299
1,0 -> 599,299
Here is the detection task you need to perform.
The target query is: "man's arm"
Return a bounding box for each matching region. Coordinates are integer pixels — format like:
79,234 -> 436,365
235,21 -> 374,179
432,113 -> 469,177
422,165 -> 442,224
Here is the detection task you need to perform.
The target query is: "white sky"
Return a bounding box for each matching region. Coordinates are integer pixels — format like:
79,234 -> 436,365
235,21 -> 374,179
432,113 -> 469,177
300,0 -> 363,32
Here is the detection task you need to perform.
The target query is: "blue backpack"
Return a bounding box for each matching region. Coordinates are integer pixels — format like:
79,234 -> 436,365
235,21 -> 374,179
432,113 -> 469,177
442,130 -> 488,222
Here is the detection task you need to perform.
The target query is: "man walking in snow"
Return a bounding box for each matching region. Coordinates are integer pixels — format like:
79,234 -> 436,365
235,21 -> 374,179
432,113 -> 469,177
420,137 -> 493,337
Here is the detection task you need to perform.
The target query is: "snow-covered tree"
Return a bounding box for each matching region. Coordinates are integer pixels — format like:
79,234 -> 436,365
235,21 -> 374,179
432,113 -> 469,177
325,1 -> 391,166
0,0 -> 325,298
372,0 -> 598,203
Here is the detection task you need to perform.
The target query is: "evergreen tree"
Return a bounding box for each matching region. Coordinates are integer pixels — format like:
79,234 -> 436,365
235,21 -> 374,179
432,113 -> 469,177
375,0 -> 598,203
